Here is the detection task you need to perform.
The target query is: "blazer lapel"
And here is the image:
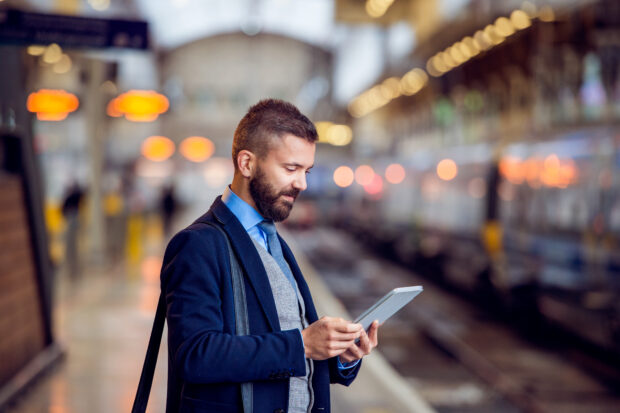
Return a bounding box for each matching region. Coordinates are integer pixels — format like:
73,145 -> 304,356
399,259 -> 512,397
279,237 -> 319,323
204,197 -> 281,332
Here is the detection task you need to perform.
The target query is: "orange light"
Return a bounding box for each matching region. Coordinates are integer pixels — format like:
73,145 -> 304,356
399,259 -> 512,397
540,155 -> 578,188
110,90 -> 169,122
437,159 -> 457,181
333,166 -> 354,188
141,136 -> 175,162
541,154 -> 560,187
106,98 -> 122,117
385,163 -> 406,184
543,154 -> 560,170
180,136 -> 215,163
355,165 -> 375,186
524,158 -> 542,186
27,89 -> 79,121
499,156 -> 525,184
560,160 -> 578,186
364,173 -> 383,195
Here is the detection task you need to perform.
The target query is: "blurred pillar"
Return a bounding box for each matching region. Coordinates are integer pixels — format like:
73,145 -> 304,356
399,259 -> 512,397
0,45 -> 63,408
84,59 -> 107,267
0,45 -> 53,334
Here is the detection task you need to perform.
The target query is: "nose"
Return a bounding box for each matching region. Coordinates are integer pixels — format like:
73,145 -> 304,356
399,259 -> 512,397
293,172 -> 307,191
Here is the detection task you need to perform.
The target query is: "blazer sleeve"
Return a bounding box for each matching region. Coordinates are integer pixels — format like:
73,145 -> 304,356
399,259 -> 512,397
328,356 -> 362,386
162,228 -> 307,384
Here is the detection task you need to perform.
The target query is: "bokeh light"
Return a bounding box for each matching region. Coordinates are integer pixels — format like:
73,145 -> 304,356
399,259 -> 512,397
27,89 -> 79,121
385,164 -> 406,184
180,136 -> 215,162
364,173 -> 384,196
333,166 -> 355,188
510,10 -> 531,30
315,122 -> 353,146
355,165 -> 375,186
52,54 -> 72,74
108,90 -> 169,122
365,0 -> 395,18
141,136 -> 175,162
327,125 -> 353,146
27,45 -> 46,56
437,159 -> 458,181
315,121 -> 333,143
42,43 -> 62,64
499,156 -> 525,184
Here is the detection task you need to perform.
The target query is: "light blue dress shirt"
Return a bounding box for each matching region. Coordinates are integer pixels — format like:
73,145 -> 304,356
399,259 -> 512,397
221,187 -> 359,370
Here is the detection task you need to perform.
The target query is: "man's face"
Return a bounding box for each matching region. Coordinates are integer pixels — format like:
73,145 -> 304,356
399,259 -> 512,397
249,133 -> 315,222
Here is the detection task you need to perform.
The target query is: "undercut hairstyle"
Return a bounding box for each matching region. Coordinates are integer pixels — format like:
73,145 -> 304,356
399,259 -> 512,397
232,99 -> 318,170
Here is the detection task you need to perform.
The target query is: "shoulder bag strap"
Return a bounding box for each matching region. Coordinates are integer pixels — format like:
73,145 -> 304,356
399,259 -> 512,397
131,293 -> 165,413
130,223 -> 253,413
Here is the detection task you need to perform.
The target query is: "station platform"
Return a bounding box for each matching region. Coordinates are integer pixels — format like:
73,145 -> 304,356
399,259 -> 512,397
5,211 -> 435,413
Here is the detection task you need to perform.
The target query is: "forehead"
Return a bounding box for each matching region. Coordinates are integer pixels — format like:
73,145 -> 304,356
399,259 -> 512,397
266,133 -> 315,166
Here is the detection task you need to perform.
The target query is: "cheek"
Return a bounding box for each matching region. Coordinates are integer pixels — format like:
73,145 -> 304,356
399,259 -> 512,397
272,172 -> 294,190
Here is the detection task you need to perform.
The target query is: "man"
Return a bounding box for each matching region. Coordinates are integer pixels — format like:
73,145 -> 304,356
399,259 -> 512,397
161,99 -> 379,413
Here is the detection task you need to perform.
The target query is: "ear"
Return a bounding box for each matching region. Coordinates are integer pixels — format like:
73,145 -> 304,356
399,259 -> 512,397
236,149 -> 255,179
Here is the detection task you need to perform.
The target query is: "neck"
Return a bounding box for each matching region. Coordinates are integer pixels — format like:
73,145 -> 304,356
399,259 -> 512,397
230,173 -> 258,211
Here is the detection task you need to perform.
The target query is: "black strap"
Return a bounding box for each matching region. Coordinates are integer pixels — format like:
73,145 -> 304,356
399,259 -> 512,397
131,293 -> 166,413
131,223 -> 252,413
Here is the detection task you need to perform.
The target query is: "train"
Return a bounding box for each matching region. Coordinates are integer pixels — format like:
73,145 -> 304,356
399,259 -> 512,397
300,125 -> 620,357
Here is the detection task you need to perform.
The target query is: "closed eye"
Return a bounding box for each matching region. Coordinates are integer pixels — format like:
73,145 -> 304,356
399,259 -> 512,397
283,163 -> 313,173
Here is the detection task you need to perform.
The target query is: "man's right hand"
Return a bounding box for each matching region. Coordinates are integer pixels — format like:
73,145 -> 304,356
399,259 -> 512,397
301,317 -> 363,360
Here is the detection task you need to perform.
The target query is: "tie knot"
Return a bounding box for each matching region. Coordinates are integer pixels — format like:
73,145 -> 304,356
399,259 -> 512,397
258,220 -> 277,236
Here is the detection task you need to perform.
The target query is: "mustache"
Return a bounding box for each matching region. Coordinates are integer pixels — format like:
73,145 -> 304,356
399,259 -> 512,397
278,188 -> 300,200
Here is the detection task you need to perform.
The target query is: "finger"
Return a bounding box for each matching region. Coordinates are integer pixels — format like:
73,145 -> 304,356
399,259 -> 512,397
328,339 -> 357,351
357,329 -> 371,354
346,342 -> 364,360
338,350 -> 356,364
332,320 -> 363,333
327,347 -> 349,358
329,331 -> 362,341
369,320 -> 379,347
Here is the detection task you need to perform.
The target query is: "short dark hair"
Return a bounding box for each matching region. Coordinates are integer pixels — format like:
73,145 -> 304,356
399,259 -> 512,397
232,99 -> 318,169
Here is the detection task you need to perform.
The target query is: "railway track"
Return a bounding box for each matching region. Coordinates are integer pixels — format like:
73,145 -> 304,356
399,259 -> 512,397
290,226 -> 620,413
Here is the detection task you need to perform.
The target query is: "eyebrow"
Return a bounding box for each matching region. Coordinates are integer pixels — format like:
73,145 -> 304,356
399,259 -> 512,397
285,162 -> 314,170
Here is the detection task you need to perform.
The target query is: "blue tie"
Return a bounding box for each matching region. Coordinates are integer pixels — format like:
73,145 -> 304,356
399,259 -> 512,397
257,220 -> 298,290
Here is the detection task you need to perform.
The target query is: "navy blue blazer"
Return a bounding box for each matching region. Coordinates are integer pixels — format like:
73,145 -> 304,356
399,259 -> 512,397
161,196 -> 361,413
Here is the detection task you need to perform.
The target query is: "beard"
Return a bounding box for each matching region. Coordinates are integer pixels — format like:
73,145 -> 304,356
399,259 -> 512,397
249,166 -> 300,222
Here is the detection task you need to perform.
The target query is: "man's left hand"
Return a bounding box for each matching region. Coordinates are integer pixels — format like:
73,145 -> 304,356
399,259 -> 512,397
338,320 -> 379,364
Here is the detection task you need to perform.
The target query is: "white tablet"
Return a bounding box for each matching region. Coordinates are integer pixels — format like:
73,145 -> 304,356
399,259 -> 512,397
354,286 -> 423,331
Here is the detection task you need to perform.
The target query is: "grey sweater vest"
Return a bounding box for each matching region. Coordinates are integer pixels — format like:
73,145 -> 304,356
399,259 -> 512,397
252,239 -> 314,413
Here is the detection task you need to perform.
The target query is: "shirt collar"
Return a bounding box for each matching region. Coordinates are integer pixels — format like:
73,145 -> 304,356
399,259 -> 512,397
221,186 -> 264,231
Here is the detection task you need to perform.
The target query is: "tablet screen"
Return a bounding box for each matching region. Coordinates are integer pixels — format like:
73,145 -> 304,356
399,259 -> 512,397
353,286 -> 423,331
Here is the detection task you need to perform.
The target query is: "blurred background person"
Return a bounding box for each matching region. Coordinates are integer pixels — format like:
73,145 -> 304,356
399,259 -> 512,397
61,180 -> 84,279
160,183 -> 177,238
